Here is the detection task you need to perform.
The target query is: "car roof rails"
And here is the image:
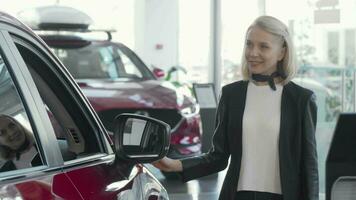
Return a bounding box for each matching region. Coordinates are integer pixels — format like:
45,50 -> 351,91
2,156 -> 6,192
17,5 -> 116,40
35,28 -> 116,41
91,29 -> 116,41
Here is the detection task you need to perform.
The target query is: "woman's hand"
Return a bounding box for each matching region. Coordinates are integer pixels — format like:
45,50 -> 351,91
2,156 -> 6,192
152,156 -> 183,172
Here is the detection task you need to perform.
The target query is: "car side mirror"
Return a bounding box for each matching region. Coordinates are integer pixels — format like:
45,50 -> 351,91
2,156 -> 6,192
113,113 -> 171,163
152,67 -> 165,79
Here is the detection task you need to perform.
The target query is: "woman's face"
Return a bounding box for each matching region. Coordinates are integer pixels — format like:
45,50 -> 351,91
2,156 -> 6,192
245,25 -> 286,75
0,118 -> 26,150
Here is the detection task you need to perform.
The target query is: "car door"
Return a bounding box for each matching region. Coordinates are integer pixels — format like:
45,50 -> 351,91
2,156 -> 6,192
0,24 -> 83,199
2,17 -> 168,200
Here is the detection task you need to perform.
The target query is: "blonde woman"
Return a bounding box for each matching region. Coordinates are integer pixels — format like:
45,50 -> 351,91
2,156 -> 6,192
153,16 -> 318,200
0,115 -> 40,172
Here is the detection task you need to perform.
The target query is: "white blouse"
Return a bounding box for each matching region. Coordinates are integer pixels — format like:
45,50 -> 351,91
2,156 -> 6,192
237,82 -> 283,194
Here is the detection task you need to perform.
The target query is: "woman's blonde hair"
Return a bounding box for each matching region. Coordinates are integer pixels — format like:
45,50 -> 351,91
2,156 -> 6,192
241,15 -> 297,84
0,115 -> 34,160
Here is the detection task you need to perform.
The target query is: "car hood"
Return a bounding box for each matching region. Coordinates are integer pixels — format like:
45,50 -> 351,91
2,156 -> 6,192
77,79 -> 193,111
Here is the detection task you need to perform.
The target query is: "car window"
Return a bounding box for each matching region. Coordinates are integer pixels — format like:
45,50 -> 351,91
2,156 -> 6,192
0,52 -> 43,173
115,47 -> 143,78
98,46 -> 121,78
12,37 -> 105,162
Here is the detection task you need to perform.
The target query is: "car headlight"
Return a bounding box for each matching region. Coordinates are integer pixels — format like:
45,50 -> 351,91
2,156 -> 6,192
180,103 -> 200,118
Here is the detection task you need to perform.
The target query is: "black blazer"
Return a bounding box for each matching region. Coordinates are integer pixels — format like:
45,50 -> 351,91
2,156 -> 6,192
181,80 -> 318,200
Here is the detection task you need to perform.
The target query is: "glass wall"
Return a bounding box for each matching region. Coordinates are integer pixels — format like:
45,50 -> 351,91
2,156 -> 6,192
220,0 -> 261,86
178,0 -> 211,84
267,1 -> 356,197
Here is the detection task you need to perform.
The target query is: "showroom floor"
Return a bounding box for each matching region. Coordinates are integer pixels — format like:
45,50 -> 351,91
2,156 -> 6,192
146,165 -> 227,200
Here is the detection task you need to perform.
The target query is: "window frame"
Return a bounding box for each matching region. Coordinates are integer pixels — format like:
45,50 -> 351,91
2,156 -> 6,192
0,26 -> 55,179
116,43 -> 155,79
12,34 -> 114,157
14,38 -> 106,155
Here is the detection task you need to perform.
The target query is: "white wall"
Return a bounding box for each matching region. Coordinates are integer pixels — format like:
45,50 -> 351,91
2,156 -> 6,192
134,0 -> 179,71
2,0 -> 136,48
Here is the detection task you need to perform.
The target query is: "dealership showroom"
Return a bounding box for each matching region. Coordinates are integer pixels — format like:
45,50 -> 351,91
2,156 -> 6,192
0,0 -> 356,199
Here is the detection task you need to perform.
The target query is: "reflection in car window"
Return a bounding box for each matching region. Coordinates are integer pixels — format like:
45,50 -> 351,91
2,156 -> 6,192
0,54 -> 43,173
13,38 -> 103,161
116,48 -> 143,78
98,46 -> 119,78
52,43 -> 150,80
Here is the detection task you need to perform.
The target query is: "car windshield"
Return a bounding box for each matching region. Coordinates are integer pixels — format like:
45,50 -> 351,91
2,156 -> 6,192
51,43 -> 154,80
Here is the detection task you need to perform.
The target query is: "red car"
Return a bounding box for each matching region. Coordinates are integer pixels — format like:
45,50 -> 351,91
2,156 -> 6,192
46,37 -> 202,160
22,6 -> 202,174
0,11 -> 170,199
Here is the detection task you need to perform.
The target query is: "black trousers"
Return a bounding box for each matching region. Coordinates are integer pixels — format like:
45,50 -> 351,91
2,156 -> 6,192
235,191 -> 283,200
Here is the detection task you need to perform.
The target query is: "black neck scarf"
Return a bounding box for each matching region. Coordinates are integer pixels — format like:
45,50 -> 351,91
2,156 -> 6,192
251,62 -> 286,91
251,72 -> 280,91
